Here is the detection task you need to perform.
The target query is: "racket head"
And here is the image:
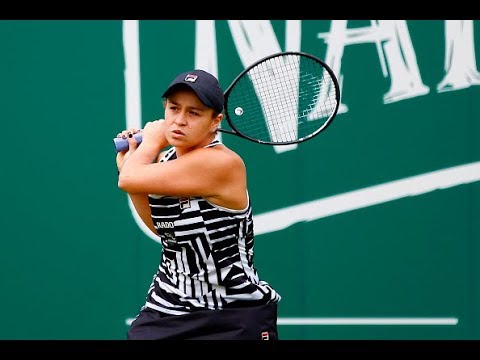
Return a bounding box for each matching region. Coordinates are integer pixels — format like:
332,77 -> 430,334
223,51 -> 340,145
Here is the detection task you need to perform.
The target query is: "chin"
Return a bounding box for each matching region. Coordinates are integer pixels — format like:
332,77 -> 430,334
167,137 -> 186,147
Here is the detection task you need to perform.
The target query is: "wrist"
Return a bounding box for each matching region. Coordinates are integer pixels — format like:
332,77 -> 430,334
139,141 -> 165,156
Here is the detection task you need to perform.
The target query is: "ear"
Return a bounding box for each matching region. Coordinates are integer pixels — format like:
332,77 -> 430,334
211,113 -> 223,132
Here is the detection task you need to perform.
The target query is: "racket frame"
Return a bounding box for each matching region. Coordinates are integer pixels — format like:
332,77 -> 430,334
220,51 -> 341,145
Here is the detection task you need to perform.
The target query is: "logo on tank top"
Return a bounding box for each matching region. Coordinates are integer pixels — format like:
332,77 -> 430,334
179,197 -> 191,209
163,231 -> 176,246
261,331 -> 269,340
156,221 -> 175,228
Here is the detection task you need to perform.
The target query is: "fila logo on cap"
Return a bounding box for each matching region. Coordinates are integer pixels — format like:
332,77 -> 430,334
184,74 -> 198,82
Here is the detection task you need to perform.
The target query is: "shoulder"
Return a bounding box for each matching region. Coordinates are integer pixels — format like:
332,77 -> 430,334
181,145 -> 246,180
205,144 -> 246,169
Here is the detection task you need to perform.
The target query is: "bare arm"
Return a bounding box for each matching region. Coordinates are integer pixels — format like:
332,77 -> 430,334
119,141 -> 247,210
128,193 -> 157,234
119,146 -> 246,207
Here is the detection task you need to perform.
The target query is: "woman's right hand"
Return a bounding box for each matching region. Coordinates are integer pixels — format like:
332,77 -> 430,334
115,128 -> 142,172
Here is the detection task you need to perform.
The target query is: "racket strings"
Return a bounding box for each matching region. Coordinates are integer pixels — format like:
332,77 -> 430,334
226,53 -> 338,144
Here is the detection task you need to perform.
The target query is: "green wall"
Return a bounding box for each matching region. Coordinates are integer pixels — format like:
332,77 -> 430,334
0,20 -> 478,340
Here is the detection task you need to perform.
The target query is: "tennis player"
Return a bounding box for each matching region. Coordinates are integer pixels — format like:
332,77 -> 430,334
116,69 -> 281,340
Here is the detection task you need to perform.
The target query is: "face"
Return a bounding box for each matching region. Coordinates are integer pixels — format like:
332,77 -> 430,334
164,87 -> 222,152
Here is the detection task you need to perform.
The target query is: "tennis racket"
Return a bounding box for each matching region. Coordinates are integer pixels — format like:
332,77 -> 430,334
114,51 -> 340,152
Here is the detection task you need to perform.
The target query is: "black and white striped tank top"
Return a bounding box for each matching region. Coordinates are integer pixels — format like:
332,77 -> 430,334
143,140 -> 281,315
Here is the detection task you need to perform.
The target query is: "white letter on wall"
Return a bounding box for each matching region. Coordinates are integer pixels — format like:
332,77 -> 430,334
318,20 -> 430,105
437,20 -> 480,92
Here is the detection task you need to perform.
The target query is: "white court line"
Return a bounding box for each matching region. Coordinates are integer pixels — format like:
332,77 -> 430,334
254,161 -> 480,235
277,317 -> 458,325
126,317 -> 458,326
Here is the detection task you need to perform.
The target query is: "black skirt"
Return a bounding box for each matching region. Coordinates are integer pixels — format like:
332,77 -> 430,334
127,303 -> 278,340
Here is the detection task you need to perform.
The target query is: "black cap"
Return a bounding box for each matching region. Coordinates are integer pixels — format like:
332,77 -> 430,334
162,69 -> 224,113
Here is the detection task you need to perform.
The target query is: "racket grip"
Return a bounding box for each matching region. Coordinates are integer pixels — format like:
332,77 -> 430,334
113,133 -> 143,152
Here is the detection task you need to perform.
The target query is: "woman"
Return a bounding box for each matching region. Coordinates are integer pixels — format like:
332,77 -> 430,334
116,69 -> 281,340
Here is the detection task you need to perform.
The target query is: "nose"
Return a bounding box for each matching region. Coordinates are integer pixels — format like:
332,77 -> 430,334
173,111 -> 188,126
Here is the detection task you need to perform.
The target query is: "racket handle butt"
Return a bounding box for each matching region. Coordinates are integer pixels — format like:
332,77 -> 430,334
113,133 -> 143,152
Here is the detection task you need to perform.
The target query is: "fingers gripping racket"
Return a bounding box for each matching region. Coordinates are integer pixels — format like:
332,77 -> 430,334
114,51 -> 340,152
